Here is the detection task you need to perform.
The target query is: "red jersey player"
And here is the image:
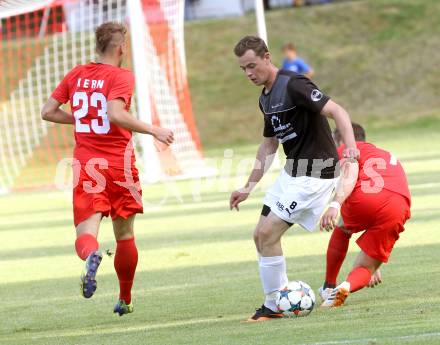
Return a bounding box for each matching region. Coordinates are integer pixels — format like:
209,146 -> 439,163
319,123 -> 411,307
41,22 -> 174,316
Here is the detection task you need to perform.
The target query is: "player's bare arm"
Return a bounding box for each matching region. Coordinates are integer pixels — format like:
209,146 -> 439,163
229,136 -> 278,211
321,100 -> 359,159
107,99 -> 174,145
320,159 -> 359,231
41,97 -> 75,125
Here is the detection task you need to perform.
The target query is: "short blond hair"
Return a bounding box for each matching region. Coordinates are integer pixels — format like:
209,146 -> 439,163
95,22 -> 127,54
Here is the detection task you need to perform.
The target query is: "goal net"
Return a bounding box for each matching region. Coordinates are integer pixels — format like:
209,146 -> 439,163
0,0 -> 211,193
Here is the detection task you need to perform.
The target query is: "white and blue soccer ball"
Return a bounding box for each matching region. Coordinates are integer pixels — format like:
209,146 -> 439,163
276,280 -> 316,317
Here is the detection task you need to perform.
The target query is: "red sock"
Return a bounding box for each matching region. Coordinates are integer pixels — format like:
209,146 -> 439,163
75,233 -> 99,261
347,267 -> 372,292
324,226 -> 351,288
114,237 -> 138,304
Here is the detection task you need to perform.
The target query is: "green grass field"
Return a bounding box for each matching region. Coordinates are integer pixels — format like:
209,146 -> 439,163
1,119 -> 440,345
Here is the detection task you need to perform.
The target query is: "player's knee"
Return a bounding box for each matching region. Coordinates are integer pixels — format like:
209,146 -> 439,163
256,224 -> 275,249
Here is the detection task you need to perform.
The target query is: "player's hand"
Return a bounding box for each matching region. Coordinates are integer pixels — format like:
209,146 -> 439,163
320,207 -> 339,232
153,126 -> 174,145
229,189 -> 249,211
342,146 -> 360,160
367,268 -> 382,288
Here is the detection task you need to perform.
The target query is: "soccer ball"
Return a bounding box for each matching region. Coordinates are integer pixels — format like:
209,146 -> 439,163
276,280 -> 316,317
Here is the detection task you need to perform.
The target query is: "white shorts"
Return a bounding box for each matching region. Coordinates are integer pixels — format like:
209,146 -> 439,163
263,169 -> 338,232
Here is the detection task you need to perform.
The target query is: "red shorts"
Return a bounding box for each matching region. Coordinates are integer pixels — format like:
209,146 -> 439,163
72,164 -> 143,226
341,188 -> 411,263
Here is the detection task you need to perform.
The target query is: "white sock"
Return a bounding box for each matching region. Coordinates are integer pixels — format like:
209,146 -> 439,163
259,256 -> 288,311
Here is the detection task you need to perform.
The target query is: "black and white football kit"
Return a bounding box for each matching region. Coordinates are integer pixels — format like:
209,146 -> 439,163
260,70 -> 339,230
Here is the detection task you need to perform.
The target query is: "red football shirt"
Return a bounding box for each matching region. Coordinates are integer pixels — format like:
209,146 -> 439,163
338,141 -> 411,205
51,62 -> 136,167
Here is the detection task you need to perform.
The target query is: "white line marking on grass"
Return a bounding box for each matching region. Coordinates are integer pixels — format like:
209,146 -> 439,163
299,332 -> 440,345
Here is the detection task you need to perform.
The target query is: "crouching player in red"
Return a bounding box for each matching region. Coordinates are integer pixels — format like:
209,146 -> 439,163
41,22 -> 174,315
319,123 -> 411,307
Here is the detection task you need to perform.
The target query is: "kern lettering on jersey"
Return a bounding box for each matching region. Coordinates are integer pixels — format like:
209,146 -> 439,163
76,78 -> 105,89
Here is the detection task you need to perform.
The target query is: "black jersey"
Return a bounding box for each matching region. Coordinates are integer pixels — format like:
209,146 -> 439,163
259,70 -> 339,179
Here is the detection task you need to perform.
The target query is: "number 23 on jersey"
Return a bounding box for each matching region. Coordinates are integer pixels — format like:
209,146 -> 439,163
73,91 -> 110,134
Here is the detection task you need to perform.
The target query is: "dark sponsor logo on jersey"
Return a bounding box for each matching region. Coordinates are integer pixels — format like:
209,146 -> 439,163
271,115 -> 291,132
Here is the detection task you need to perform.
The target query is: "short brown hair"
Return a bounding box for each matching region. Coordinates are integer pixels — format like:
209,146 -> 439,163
333,122 -> 366,143
282,42 -> 296,51
234,35 -> 268,58
95,22 -> 127,54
